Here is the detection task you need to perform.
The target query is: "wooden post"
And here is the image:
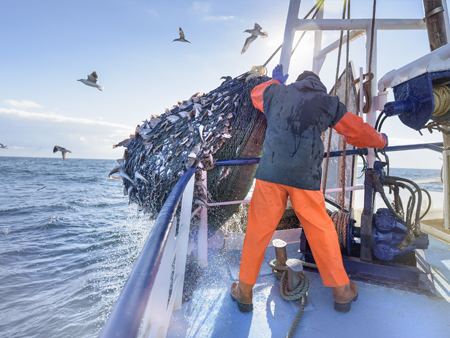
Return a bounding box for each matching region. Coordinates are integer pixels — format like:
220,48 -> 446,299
423,0 -> 450,229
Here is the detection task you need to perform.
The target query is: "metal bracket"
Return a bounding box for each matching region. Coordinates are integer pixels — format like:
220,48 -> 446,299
425,6 -> 444,20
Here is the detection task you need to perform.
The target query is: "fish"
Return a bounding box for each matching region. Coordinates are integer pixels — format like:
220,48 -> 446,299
134,171 -> 149,183
199,125 -> 205,142
113,138 -> 133,149
109,166 -> 121,177
221,76 -> 232,85
119,170 -> 134,183
166,115 -> 180,123
110,73 -> 270,218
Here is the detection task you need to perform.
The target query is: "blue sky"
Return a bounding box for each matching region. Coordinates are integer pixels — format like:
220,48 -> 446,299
0,0 -> 447,169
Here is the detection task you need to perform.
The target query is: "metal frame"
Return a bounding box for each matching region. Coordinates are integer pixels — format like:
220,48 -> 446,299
278,0 -> 441,291
279,0 -> 427,168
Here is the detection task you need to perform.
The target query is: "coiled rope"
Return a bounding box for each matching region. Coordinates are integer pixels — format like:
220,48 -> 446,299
432,85 -> 450,117
327,210 -> 350,251
269,259 -> 310,338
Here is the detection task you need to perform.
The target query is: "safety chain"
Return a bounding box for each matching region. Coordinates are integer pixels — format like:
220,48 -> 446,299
269,259 -> 310,338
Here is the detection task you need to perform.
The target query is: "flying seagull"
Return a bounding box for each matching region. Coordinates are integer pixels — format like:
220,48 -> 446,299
173,27 -> 190,43
78,71 -> 104,91
0,143 -> 8,149
53,145 -> 72,161
241,23 -> 268,54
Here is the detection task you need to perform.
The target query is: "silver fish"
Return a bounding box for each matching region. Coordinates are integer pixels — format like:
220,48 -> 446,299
119,170 -> 134,183
134,171 -> 149,183
199,125 -> 205,142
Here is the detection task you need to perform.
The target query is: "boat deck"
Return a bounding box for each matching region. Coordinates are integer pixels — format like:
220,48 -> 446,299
167,233 -> 450,338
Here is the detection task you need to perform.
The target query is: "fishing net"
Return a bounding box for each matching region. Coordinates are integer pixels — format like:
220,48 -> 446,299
111,72 -> 269,231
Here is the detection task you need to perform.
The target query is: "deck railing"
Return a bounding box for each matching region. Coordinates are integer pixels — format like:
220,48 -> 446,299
99,166 -> 197,338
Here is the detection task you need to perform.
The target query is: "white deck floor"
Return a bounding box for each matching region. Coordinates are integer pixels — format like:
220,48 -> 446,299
167,236 -> 450,338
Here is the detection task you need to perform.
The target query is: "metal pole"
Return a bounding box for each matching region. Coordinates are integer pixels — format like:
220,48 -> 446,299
444,150 -> 450,230
280,0 -> 302,75
198,170 -> 208,267
286,259 -> 304,291
273,239 -> 288,266
423,0 -> 448,50
366,23 -> 377,168
312,1 -> 324,74
423,0 -> 450,230
173,175 -> 195,310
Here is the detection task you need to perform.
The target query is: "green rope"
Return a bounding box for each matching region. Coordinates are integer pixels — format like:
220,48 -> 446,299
269,259 -> 310,338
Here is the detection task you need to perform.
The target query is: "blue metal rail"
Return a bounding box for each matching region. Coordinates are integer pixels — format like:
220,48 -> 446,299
214,142 -> 444,166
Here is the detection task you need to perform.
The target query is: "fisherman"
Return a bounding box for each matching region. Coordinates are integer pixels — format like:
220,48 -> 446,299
230,64 -> 388,313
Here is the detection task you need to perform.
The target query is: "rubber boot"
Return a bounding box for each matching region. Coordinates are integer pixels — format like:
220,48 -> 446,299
333,280 -> 358,313
230,281 -> 253,312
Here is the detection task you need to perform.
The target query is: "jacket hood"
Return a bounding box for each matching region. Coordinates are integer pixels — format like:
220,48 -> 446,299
291,76 -> 327,93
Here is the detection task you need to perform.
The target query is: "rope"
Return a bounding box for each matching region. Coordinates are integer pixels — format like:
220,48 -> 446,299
432,85 -> 450,117
351,0 -> 376,114
327,210 -> 350,250
352,73 -> 373,114
340,0 -> 351,210
269,260 -> 310,338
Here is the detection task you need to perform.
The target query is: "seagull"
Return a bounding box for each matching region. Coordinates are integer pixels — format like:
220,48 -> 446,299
53,145 -> 72,161
173,27 -> 190,43
241,23 -> 268,54
77,71 -> 104,91
0,143 -> 8,149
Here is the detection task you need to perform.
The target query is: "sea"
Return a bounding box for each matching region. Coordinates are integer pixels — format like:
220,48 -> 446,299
0,156 -> 444,338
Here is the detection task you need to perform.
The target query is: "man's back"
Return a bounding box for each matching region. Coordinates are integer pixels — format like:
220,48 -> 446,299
255,76 -> 346,191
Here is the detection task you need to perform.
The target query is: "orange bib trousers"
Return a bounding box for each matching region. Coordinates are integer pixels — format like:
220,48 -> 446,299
239,179 -> 350,287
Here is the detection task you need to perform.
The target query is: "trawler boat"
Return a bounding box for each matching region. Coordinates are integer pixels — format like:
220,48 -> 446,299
100,1 -> 450,337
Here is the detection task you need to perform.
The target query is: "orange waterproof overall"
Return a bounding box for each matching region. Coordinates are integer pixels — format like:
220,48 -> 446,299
239,79 -> 387,287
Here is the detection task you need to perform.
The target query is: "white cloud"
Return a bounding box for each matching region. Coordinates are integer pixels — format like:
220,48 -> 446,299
203,15 -> 236,21
4,99 -> 43,109
192,1 -> 211,14
0,107 -> 134,134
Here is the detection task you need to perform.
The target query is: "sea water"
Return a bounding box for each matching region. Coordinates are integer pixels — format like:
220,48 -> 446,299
0,157 -> 152,338
0,156 -> 444,338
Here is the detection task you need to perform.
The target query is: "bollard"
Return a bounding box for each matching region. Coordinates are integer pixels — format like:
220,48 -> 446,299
272,239 -> 288,266
286,259 -> 304,291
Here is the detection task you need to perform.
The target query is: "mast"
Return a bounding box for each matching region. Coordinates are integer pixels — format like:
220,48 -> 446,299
423,0 -> 450,230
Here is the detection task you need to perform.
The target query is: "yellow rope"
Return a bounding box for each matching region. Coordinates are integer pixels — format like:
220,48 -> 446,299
433,85 -> 450,117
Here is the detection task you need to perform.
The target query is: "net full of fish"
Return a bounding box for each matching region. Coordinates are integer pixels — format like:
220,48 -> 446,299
111,72 -> 269,229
